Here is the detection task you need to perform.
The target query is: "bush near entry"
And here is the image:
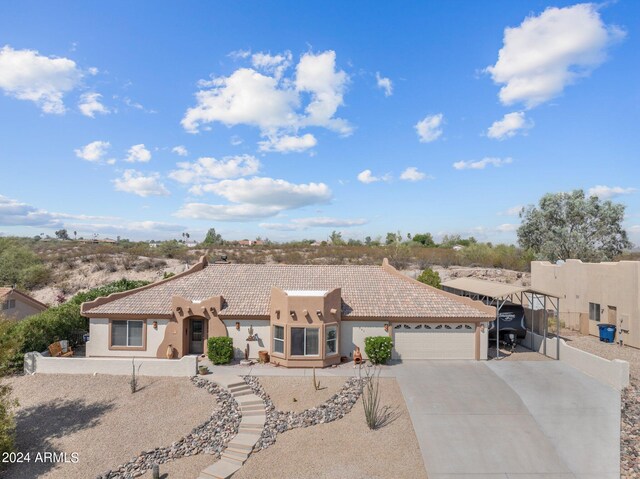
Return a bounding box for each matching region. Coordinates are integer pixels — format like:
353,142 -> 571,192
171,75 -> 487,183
364,336 -> 393,365
207,337 -> 234,364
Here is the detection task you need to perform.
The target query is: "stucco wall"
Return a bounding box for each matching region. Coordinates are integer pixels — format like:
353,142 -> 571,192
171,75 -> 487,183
24,352 -> 197,377
525,331 -> 629,390
86,318 -> 169,357
340,321 -> 387,359
222,320 -> 270,359
532,260 -> 640,349
3,296 -> 44,321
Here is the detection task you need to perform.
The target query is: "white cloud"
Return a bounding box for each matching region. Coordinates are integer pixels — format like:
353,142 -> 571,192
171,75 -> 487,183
0,194 -> 183,238
587,185 -> 636,199
415,113 -> 444,143
172,145 -> 188,156
74,140 -> 111,162
499,205 -> 524,216
182,50 -> 351,148
357,169 -> 391,184
251,51 -> 292,79
487,111 -> 533,140
260,216 -> 368,231
125,144 -> 152,163
228,49 -> 251,60
0,45 -> 83,114
375,72 -> 393,96
230,135 -> 243,146
400,167 -> 428,182
175,177 -> 332,221
113,170 -> 170,197
175,203 -> 282,221
486,4 -> 625,108
169,155 -> 260,184
453,157 -> 513,170
197,177 -> 331,208
0,195 -> 62,227
258,133 -> 317,153
78,92 -> 110,118
496,223 -> 518,233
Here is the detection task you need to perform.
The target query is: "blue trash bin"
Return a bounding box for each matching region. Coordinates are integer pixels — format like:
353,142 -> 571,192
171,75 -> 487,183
597,324 -> 616,343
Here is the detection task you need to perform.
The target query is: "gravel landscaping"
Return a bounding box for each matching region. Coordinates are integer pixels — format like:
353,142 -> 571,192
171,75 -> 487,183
96,377 -> 240,479
233,375 -> 427,479
4,374 -> 214,479
562,331 -> 640,479
257,375 -> 348,413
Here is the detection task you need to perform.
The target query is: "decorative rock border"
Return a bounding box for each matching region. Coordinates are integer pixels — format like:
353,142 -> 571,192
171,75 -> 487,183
242,375 -> 368,451
96,377 -> 240,479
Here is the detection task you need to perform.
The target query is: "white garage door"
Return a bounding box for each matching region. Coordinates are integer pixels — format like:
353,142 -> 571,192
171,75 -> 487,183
392,323 -> 476,360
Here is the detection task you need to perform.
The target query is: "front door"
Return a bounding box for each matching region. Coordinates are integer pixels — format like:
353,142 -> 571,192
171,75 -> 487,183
190,319 -> 204,354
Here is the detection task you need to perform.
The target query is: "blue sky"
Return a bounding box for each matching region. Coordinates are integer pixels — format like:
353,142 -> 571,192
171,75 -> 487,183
0,1 -> 638,243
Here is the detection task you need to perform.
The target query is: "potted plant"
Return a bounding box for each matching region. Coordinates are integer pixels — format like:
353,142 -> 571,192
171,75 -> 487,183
198,365 -> 209,375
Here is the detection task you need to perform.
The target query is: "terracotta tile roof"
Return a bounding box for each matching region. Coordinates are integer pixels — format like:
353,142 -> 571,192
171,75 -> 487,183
84,262 -> 494,319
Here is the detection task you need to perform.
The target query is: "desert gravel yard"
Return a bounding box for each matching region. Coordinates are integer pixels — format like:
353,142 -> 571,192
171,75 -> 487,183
233,376 -> 427,479
3,374 -> 215,479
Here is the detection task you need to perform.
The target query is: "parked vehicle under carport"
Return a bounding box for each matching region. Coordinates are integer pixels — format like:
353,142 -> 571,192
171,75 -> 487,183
488,304 -> 527,351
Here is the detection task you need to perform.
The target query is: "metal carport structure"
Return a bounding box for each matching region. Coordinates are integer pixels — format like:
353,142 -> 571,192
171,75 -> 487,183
441,277 -> 561,359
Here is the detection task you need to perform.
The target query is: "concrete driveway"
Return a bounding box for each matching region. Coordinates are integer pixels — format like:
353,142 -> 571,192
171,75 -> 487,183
394,361 -> 620,479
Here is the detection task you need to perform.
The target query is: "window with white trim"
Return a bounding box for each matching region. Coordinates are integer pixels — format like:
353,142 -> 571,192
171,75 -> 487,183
291,327 -> 319,356
589,302 -> 600,322
273,325 -> 285,354
111,320 -> 144,347
326,325 -> 337,355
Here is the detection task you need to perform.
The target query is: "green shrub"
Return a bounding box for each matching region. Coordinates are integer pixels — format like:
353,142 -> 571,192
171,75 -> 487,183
1,279 -> 149,372
416,267 -> 441,288
0,317 -> 20,456
364,336 -> 393,365
0,239 -> 51,289
207,337 -> 234,364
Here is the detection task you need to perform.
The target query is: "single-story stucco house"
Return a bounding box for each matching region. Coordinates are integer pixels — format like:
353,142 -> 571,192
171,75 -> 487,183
1,287 -> 48,320
81,257 -> 495,366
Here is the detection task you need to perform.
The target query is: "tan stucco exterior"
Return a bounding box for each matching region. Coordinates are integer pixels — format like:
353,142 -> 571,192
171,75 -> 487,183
1,289 -> 47,321
532,259 -> 640,349
82,257 -> 494,365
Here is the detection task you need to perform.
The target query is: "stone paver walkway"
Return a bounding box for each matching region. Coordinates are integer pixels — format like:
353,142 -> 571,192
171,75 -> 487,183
197,375 -> 266,479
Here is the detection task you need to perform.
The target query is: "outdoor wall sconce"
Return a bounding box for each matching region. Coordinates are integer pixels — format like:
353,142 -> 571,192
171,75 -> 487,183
384,323 -> 389,332
153,321 -> 158,330
330,308 -> 337,316
316,310 -> 322,317
176,306 -> 183,315
275,309 -> 280,319
480,324 -> 486,333
290,310 -> 296,317
235,322 -> 240,331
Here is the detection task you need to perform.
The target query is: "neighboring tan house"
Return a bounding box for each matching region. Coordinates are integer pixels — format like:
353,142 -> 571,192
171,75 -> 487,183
532,259 -> 640,349
81,257 -> 495,366
0,287 -> 48,320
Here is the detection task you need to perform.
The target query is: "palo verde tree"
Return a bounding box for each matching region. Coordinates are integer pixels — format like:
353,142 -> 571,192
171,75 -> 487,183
517,189 -> 631,262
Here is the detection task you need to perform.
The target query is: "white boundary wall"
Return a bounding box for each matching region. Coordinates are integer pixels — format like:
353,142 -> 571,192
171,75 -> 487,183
23,352 -> 197,377
525,332 -> 630,390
